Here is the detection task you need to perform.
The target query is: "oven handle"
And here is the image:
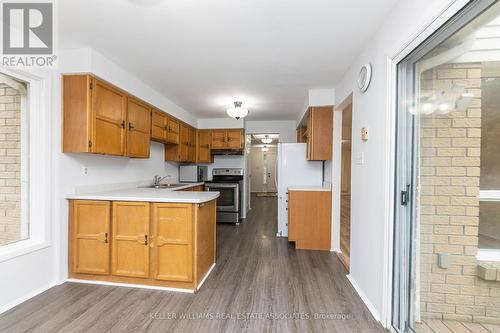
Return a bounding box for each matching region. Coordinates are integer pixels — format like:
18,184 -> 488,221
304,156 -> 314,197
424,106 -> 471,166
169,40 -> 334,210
206,183 -> 238,189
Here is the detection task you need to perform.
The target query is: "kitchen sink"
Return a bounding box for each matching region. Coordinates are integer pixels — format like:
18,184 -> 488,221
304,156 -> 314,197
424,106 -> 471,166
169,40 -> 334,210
139,183 -> 187,189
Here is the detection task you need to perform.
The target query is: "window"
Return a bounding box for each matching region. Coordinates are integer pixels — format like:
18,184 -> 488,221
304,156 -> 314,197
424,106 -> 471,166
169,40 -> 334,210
0,74 -> 28,247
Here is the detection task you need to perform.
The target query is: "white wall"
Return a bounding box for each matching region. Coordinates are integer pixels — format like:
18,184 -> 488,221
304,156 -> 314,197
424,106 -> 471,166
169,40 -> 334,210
197,118 -> 243,129
245,120 -> 297,143
331,0 -> 471,326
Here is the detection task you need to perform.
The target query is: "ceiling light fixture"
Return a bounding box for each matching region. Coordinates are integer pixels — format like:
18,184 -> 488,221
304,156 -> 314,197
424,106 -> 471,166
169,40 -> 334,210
261,135 -> 272,144
226,101 -> 249,120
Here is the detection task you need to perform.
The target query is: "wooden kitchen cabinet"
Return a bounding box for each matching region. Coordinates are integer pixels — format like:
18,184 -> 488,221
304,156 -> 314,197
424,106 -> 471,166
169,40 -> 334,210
304,106 -> 333,161
111,202 -> 150,278
165,124 -> 196,162
68,199 -> 217,291
165,116 -> 180,144
69,200 -> 111,275
197,130 -> 212,163
62,74 -> 151,158
151,203 -> 193,282
127,98 -> 151,158
288,190 -> 332,251
211,129 -> 244,150
151,109 -> 167,142
188,127 -> 197,162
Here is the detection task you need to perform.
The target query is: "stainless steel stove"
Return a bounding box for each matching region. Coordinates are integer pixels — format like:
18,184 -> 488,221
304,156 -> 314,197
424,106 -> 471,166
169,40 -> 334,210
205,168 -> 244,224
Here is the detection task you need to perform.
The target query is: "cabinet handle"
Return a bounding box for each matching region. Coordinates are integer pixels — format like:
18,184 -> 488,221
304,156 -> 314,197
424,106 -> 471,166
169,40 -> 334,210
129,123 -> 135,130
144,235 -> 148,246
119,120 -> 126,128
104,232 -> 108,243
97,232 -> 108,243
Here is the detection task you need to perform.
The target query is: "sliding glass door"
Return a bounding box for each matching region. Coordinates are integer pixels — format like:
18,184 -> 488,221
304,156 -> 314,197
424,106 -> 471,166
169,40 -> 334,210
393,1 -> 500,332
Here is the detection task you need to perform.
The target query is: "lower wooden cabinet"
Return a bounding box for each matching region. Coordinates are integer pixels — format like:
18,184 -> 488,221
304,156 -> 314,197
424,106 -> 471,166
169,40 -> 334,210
68,199 -> 216,291
288,190 -> 332,251
151,203 -> 193,282
112,202 -> 150,278
69,200 -> 111,275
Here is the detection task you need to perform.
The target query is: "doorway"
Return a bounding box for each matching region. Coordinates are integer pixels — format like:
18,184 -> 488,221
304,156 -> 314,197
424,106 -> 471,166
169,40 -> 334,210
393,1 -> 500,332
339,103 -> 352,271
248,134 -> 279,197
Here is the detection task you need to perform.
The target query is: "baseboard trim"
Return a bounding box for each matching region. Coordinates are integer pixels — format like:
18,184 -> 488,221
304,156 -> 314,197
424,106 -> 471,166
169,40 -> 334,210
196,263 -> 215,291
346,274 -> 381,323
0,281 -> 56,314
66,279 -> 195,294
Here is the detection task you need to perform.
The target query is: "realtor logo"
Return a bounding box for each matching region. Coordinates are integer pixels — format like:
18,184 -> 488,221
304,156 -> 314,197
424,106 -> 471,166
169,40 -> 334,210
1,1 -> 56,67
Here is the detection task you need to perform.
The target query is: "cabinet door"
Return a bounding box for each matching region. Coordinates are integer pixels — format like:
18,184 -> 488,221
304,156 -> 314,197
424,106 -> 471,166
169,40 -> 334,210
166,117 -> 180,144
188,128 -> 197,162
91,78 -> 127,156
179,124 -> 190,161
197,130 -> 212,163
127,98 -> 151,158
70,200 -> 110,275
111,202 -> 150,278
211,130 -> 226,149
226,129 -> 243,149
151,203 -> 193,282
151,109 -> 166,142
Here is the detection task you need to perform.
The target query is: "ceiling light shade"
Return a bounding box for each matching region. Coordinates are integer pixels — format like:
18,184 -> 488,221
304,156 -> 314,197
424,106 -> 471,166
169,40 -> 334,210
261,135 -> 272,144
227,101 -> 249,120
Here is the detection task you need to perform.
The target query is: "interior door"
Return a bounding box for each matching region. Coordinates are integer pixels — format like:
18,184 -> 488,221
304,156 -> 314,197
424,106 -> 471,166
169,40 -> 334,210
71,200 -> 110,275
91,78 -> 127,156
127,98 -> 151,158
151,203 -> 193,282
264,150 -> 277,193
111,202 -> 150,278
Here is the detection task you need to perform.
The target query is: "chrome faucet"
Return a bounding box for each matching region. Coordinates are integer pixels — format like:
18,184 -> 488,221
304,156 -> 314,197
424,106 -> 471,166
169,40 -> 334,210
153,175 -> 171,188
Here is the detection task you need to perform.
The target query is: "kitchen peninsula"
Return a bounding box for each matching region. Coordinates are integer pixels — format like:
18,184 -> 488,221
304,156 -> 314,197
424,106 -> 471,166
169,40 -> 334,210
66,186 -> 219,292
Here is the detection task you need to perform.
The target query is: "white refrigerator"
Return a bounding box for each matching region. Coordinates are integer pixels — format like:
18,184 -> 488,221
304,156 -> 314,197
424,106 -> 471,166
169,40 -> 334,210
276,143 -> 323,237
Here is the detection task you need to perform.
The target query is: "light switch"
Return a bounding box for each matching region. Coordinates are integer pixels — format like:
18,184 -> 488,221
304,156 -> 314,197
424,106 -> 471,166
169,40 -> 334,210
361,127 -> 369,141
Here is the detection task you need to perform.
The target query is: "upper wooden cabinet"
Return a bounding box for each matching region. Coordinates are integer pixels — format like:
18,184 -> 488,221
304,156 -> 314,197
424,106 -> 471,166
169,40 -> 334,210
165,123 -> 196,162
304,106 -> 333,161
197,130 -> 212,163
151,109 -> 167,142
211,129 -> 244,150
127,98 -> 151,158
165,116 -> 180,145
62,74 -> 151,158
151,109 -> 180,145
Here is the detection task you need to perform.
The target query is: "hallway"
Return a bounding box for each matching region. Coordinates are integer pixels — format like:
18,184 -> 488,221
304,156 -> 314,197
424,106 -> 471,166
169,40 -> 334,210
0,196 -> 384,332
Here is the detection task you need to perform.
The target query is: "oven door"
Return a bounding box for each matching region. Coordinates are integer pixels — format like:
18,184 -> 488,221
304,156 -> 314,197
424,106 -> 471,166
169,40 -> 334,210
205,183 -> 239,212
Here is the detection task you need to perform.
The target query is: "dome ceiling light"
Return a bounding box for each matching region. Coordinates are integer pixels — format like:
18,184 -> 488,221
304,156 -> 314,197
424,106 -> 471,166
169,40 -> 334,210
261,135 -> 272,144
226,101 -> 249,120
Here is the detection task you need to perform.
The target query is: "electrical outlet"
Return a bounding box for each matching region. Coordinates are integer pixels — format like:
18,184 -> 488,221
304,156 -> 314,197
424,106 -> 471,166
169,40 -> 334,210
82,167 -> 88,175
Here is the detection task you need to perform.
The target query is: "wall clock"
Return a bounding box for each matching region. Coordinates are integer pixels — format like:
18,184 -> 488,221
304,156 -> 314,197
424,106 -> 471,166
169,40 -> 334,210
357,63 -> 372,93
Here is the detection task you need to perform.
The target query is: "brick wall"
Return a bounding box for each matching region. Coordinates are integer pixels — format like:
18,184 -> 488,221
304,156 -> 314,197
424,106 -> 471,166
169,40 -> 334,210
0,83 -> 22,246
419,63 -> 500,324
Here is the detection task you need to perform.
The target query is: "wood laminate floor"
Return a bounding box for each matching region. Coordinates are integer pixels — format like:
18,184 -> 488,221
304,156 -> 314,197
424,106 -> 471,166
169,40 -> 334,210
0,196 -> 385,333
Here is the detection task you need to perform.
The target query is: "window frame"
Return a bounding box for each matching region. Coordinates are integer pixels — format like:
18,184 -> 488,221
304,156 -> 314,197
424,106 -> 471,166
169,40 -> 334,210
0,68 -> 53,263
478,190 -> 500,261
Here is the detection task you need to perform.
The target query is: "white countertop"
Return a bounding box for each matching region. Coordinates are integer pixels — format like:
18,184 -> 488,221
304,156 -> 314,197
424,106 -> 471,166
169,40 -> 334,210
67,183 -> 219,204
287,184 -> 332,192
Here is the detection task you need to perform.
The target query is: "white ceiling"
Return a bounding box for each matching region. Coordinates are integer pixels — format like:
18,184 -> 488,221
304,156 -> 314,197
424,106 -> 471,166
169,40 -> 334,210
60,0 -> 399,120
